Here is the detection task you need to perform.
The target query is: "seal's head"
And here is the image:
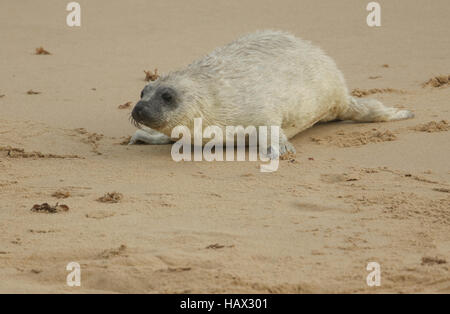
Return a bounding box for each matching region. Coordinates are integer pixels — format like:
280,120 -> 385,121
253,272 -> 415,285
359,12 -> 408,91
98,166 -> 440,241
130,73 -> 205,135
131,82 -> 180,131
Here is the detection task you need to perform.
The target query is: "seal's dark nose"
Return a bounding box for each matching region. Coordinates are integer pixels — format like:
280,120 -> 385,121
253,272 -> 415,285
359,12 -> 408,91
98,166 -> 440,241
131,101 -> 146,122
131,99 -> 164,129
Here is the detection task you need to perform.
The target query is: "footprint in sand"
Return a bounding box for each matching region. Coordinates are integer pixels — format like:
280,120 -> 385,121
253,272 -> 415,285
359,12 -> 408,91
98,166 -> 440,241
73,128 -> 104,155
411,120 -> 449,133
422,75 -> 450,88
86,210 -> 116,219
320,173 -> 359,183
311,129 -> 397,147
98,244 -> 128,259
0,146 -> 81,159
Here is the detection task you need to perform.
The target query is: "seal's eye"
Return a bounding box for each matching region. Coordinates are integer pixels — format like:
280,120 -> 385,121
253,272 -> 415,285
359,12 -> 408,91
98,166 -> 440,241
161,92 -> 172,102
140,90 -> 144,99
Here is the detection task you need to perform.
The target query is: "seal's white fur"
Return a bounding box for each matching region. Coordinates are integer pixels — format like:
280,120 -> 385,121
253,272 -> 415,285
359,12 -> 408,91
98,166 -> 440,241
130,30 -> 413,154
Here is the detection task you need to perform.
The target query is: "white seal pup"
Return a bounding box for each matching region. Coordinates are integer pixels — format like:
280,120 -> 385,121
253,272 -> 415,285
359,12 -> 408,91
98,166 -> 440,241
129,30 -> 413,156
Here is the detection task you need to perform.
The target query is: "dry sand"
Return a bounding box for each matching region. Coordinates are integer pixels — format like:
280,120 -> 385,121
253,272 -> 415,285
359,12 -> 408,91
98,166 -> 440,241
0,0 -> 449,293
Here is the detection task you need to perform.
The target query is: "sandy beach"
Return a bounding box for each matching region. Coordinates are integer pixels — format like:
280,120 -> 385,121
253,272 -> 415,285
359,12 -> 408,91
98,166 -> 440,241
0,0 -> 449,293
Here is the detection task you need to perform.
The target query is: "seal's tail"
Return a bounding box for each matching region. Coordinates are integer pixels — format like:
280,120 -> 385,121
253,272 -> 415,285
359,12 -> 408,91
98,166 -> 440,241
339,96 -> 414,122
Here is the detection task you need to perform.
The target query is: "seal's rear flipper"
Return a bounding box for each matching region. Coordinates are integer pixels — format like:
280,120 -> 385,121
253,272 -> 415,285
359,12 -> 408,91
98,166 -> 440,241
339,96 -> 414,122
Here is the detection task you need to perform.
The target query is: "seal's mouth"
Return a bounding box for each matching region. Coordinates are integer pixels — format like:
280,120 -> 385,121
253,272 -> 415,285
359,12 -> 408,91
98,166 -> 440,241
129,110 -> 166,130
130,100 -> 169,131
129,112 -> 143,129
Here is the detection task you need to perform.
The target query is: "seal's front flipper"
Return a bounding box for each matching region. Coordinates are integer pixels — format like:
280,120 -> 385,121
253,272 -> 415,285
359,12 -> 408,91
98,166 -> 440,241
264,129 -> 296,160
128,129 -> 172,145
